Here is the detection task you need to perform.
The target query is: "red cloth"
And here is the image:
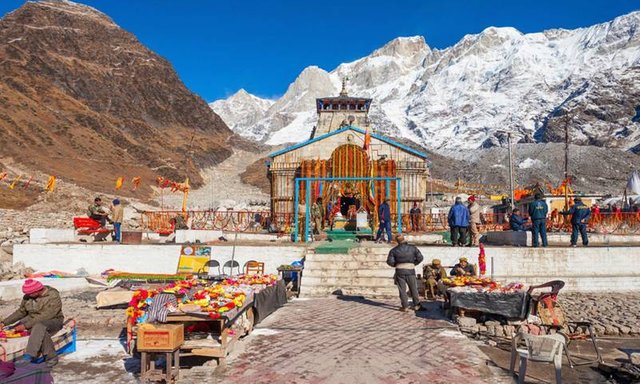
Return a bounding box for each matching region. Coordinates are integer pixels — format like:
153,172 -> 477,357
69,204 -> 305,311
21,279 -> 44,295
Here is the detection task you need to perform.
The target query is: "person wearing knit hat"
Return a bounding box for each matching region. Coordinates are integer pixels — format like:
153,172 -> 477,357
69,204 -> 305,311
111,198 -> 124,243
423,259 -> 447,299
0,279 -> 64,367
451,257 -> 476,277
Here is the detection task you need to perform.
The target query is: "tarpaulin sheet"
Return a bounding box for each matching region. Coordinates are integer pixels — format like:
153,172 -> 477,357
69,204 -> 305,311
448,287 -> 529,319
253,279 -> 287,323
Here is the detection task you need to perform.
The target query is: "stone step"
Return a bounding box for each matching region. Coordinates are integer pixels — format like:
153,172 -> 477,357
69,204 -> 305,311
301,284 -> 399,298
304,260 -> 392,270
303,275 -> 395,288
304,267 -> 394,278
305,253 -> 389,262
349,247 -> 395,255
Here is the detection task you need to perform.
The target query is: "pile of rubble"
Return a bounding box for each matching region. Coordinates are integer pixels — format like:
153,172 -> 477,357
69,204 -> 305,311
456,292 -> 640,338
0,261 -> 34,281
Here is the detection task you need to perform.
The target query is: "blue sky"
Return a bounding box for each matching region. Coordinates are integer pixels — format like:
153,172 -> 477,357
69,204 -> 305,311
1,1 -> 638,102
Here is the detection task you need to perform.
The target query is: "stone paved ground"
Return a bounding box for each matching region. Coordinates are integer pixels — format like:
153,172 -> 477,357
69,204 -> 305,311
209,297 -> 512,384
4,290 -> 638,383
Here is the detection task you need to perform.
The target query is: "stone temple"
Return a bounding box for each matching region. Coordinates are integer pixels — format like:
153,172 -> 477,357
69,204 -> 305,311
267,80 -> 429,239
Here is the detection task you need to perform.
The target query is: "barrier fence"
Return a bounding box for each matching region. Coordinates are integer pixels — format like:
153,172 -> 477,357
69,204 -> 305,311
140,210 -> 640,235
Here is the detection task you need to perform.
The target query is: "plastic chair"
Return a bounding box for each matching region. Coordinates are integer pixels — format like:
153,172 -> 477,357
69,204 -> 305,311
510,332 -> 566,384
198,259 -> 221,276
243,260 -> 265,275
223,260 -> 241,276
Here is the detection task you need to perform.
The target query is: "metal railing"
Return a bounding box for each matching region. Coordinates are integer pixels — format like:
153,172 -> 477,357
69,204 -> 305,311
140,210 -> 640,235
140,210 -> 294,233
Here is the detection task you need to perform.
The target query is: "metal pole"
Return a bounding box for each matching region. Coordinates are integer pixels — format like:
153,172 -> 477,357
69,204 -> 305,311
396,180 -> 402,234
507,132 -> 515,210
305,180 -> 311,242
294,179 -> 299,242
564,121 -> 569,210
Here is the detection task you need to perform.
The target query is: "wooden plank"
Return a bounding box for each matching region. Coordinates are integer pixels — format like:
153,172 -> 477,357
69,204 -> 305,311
187,347 -> 225,358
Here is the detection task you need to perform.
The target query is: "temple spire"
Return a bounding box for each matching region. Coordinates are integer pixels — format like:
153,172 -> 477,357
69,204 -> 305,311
339,76 -> 349,97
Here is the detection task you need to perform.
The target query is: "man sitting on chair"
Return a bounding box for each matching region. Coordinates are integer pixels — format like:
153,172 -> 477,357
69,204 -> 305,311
450,257 -> 475,276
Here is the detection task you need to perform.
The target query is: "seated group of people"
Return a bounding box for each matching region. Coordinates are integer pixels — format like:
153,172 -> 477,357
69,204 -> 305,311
422,257 -> 475,299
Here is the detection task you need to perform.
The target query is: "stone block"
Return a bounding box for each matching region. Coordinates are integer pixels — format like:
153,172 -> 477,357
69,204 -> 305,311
457,317 -> 477,328
604,325 -> 619,335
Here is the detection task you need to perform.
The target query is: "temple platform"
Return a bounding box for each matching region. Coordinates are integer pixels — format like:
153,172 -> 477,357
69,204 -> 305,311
10,238 -> 640,297
485,230 -> 640,246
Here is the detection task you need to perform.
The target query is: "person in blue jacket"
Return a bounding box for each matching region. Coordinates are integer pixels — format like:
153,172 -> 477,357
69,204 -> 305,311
528,193 -> 549,247
561,197 -> 591,247
375,198 -> 392,244
510,208 -> 528,231
448,197 -> 470,246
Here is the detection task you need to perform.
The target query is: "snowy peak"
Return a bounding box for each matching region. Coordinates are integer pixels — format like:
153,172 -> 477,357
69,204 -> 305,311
209,89 -> 273,141
371,36 -> 430,58
213,11 -> 640,152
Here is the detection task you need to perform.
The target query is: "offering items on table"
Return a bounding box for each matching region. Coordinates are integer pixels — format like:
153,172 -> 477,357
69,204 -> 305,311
126,274 -> 279,326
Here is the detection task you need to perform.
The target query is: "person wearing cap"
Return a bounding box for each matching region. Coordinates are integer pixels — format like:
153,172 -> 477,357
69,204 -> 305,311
561,197 -> 591,247
423,259 -> 446,299
0,279 -> 64,367
375,198 -> 392,244
451,257 -> 476,277
509,208 -> 528,231
528,193 -> 549,247
88,196 -> 112,228
386,234 -> 424,311
448,196 -> 470,246
111,198 -> 124,243
467,195 -> 481,246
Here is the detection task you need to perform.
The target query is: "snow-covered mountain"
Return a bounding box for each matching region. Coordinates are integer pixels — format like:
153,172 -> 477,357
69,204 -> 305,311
211,12 -> 640,152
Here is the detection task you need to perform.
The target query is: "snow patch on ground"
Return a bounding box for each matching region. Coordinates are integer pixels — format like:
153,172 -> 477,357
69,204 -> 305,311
63,339 -> 126,361
518,158 -> 544,169
251,328 -> 281,336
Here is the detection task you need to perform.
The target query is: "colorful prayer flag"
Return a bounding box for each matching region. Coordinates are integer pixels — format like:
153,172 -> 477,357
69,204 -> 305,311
115,176 -> 124,190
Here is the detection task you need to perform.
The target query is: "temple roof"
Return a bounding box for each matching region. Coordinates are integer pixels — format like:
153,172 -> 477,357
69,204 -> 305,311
268,125 -> 428,159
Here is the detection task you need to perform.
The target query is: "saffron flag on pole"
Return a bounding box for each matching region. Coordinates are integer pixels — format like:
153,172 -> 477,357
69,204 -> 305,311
131,176 -> 141,191
363,126 -> 371,150
0,172 -> 7,183
9,175 -> 22,190
45,176 -> 56,192
115,177 -> 124,190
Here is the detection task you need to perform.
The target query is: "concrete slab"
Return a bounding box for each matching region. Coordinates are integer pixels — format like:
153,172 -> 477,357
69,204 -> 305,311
0,277 -> 91,301
485,230 -> 640,246
13,244 -> 306,276
29,228 -> 75,244
175,229 -> 223,243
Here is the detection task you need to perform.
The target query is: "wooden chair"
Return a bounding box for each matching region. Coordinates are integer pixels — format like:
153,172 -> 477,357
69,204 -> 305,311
244,260 -> 265,275
523,280 -> 603,368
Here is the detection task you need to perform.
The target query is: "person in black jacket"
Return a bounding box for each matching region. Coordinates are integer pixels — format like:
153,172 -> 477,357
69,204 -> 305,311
386,234 -> 424,311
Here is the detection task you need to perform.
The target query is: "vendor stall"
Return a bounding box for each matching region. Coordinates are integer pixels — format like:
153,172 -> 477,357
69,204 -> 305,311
441,277 -> 527,319
126,275 -> 286,365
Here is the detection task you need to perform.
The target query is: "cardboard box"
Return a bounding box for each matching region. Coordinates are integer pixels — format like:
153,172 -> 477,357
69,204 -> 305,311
137,323 -> 184,351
